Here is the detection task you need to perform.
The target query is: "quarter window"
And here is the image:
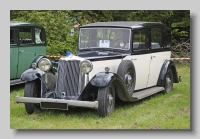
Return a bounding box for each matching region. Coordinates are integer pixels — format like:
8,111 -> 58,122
35,28 -> 45,44
163,29 -> 170,48
151,28 -> 161,49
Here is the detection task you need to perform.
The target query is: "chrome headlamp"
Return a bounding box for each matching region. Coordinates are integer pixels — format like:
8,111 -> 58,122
80,60 -> 93,74
38,58 -> 52,72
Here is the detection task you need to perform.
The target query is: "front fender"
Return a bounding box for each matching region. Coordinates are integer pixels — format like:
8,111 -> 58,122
21,68 -> 45,82
90,72 -> 114,87
79,72 -> 136,102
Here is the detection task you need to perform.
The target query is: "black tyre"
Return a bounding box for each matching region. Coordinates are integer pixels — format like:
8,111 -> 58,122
164,68 -> 174,93
117,60 -> 136,96
24,79 -> 41,114
97,83 -> 115,117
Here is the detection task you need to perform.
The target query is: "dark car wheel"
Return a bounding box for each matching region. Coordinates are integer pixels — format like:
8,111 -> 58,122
24,79 -> 41,114
97,83 -> 115,117
117,60 -> 136,96
164,68 -> 174,93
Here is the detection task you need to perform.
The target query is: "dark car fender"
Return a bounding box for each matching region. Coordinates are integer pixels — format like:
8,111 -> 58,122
157,60 -> 179,87
78,72 -> 136,102
21,68 -> 45,82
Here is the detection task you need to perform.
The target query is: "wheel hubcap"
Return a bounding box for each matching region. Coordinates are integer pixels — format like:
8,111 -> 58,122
166,77 -> 171,90
107,88 -> 113,112
108,94 -> 113,104
125,69 -> 133,90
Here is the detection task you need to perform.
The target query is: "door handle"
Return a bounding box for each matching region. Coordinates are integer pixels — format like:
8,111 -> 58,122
19,50 -> 24,52
151,56 -> 156,59
131,58 -> 137,60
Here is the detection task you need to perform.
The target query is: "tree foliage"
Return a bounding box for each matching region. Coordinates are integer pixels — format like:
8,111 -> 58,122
10,10 -> 190,55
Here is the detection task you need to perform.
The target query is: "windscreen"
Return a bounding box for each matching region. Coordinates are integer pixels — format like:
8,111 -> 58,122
79,28 -> 131,50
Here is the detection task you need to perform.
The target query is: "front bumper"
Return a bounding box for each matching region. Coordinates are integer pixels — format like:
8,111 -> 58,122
15,96 -> 98,109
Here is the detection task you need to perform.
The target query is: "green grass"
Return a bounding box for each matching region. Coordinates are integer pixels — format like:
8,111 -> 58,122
10,65 -> 190,129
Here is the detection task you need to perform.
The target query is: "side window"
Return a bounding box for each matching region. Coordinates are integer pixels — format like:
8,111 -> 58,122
151,28 -> 161,49
163,29 -> 170,48
10,29 -> 16,44
19,27 -> 33,44
133,30 -> 147,51
35,28 -> 45,44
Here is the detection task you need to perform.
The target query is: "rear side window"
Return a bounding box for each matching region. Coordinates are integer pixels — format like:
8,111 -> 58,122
133,30 -> 148,51
151,28 -> 161,49
10,29 -> 16,44
35,28 -> 45,44
19,27 -> 33,44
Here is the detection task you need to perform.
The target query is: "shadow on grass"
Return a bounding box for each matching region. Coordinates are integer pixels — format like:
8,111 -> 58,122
115,91 -> 165,108
10,84 -> 167,117
32,91 -> 166,118
10,83 -> 25,92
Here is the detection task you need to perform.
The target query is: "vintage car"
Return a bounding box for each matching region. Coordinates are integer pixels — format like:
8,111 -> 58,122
15,21 -> 181,117
10,21 -> 47,85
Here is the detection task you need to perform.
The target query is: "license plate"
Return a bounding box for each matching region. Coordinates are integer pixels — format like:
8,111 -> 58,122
40,102 -> 68,110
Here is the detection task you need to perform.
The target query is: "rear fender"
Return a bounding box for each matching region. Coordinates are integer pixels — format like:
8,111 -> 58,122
157,60 -> 179,87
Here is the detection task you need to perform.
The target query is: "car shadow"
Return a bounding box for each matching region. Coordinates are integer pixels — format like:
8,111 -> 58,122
34,91 -> 166,117
10,83 -> 25,93
115,91 -> 165,108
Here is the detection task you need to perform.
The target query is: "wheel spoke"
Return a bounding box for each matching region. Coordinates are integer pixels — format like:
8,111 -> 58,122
106,87 -> 113,112
125,68 -> 133,90
165,69 -> 173,93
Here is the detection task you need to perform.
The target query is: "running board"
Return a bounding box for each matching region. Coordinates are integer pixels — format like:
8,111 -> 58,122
132,87 -> 164,101
10,79 -> 25,86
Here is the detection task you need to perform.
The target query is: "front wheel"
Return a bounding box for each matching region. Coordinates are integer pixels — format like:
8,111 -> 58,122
164,68 -> 174,93
24,79 -> 41,114
97,83 -> 115,117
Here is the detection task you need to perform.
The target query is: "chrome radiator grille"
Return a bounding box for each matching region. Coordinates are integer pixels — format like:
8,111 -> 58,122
55,60 -> 85,99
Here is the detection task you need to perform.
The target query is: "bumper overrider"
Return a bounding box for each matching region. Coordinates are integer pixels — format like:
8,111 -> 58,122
15,96 -> 98,110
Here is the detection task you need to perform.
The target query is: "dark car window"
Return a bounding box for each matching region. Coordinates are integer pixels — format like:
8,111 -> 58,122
19,27 -> 33,44
10,29 -> 16,44
151,28 -> 161,49
35,28 -> 45,44
133,30 -> 148,51
163,29 -> 171,48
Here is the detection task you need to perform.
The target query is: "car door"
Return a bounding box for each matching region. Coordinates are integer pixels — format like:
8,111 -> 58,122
147,28 -> 171,87
17,27 -> 36,78
10,28 -> 19,79
125,29 -> 151,90
130,54 -> 151,90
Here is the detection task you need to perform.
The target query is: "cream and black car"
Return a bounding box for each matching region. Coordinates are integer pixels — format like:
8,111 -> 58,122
16,21 -> 181,117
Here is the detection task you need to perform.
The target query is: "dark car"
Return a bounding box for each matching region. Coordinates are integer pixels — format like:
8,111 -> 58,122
15,21 -> 181,117
10,21 -> 47,85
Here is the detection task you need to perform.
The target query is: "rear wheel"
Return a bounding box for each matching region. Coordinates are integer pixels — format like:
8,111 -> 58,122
164,68 -> 173,93
97,83 -> 115,117
24,79 -> 41,114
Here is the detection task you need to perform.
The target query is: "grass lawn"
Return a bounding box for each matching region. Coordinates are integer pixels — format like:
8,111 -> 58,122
10,65 -> 190,129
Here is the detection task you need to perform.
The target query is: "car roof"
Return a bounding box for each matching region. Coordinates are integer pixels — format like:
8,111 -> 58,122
10,21 -> 44,28
80,21 -> 168,29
